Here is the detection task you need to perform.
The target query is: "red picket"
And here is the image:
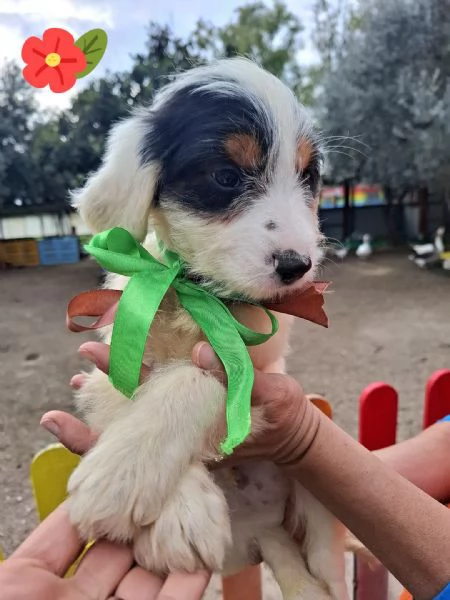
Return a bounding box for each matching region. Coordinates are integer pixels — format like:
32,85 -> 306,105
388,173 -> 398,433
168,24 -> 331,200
399,370 -> 450,600
423,370 -> 450,429
359,382 -> 399,451
354,382 -> 398,600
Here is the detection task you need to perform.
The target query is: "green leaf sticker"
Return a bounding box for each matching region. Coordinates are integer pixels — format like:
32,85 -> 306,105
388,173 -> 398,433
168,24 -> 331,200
75,29 -> 108,79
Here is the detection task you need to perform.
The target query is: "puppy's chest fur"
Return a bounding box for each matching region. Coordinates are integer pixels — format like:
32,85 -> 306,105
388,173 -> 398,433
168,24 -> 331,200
97,254 -> 296,575
144,288 -> 204,364
141,293 -> 296,574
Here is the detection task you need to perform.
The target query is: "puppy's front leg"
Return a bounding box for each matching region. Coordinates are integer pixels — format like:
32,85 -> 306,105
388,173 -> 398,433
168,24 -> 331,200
68,362 -> 230,569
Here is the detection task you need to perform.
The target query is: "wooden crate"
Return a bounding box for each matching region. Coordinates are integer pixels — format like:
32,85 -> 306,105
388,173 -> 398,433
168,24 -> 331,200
38,236 -> 80,265
0,238 -> 40,267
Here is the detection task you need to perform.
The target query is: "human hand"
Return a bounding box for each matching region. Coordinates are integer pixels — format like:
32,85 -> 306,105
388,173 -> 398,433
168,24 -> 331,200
0,501 -> 210,600
45,340 -> 320,470
3,344 -> 212,600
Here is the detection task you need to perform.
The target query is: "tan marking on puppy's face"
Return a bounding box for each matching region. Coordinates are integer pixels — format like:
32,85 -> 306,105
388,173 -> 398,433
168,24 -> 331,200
296,137 -> 314,172
224,134 -> 262,169
296,137 -> 321,212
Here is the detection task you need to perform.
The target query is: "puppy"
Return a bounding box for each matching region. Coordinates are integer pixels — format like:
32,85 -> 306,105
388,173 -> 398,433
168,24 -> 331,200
69,57 -> 349,600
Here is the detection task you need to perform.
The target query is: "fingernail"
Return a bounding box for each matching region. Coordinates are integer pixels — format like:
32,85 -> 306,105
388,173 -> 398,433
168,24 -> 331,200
78,347 -> 95,363
196,343 -> 221,371
70,374 -> 84,389
41,419 -> 60,438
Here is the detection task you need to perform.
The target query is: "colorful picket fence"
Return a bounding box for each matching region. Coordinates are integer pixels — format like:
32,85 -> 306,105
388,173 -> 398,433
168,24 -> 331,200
355,368 -> 450,600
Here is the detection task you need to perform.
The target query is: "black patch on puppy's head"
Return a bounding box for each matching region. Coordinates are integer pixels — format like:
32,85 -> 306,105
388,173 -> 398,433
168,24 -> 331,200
139,81 -> 275,215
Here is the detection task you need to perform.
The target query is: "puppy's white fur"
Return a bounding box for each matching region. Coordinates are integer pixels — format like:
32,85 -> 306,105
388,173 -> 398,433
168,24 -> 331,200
69,58 -> 349,600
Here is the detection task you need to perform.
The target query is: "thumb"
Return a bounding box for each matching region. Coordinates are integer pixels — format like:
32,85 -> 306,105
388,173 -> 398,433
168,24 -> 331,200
192,342 -> 280,407
78,341 -> 152,383
192,342 -> 227,385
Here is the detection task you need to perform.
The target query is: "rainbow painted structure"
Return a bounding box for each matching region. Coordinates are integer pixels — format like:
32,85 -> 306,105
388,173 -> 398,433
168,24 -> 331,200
320,184 -> 385,210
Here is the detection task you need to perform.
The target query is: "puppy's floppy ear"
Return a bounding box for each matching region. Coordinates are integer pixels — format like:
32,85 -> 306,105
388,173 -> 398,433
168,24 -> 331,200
72,115 -> 159,241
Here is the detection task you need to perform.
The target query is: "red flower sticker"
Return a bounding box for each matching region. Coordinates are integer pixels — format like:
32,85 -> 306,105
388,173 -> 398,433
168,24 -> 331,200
22,28 -> 87,93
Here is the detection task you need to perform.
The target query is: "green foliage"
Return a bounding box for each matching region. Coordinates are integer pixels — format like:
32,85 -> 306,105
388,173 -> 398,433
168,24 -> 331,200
191,2 -> 305,97
126,22 -> 205,106
0,61 -> 37,209
311,0 -> 342,73
306,0 -> 363,111
320,0 -> 450,194
29,75 -> 129,208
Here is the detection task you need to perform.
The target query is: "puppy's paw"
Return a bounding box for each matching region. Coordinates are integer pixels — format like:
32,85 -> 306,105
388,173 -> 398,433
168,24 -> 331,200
345,531 -> 379,571
133,464 -> 231,573
291,588 -> 334,600
67,446 -> 162,542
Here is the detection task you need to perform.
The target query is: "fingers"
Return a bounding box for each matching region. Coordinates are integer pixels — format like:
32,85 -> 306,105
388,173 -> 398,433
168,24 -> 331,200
40,410 -> 99,455
70,373 -> 85,390
114,566 -> 163,599
252,371 -> 303,414
156,570 -> 211,600
71,540 -> 133,599
192,342 -> 290,409
79,341 -> 110,374
77,341 -> 152,383
192,342 -> 227,385
114,569 -> 210,600
11,502 -> 84,575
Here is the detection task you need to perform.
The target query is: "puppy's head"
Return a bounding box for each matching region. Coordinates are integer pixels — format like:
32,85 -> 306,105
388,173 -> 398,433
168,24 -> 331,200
74,58 -> 323,301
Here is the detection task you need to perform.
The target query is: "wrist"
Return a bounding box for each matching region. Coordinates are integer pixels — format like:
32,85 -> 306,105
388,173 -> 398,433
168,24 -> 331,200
273,399 -> 323,471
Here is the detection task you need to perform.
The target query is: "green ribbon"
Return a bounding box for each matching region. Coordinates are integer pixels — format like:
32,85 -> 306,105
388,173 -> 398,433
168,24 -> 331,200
84,227 -> 278,455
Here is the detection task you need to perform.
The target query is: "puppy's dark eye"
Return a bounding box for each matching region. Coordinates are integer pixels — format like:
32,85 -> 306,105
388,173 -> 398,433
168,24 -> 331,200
302,167 -> 312,183
300,165 -> 320,194
211,168 -> 241,189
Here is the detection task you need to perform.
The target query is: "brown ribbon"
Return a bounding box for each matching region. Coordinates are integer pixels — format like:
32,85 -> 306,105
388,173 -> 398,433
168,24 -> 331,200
265,282 -> 330,328
67,283 -> 330,334
66,289 -> 121,332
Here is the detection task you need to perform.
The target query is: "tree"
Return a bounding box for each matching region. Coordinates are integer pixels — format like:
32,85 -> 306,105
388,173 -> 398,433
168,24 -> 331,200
0,61 -> 38,209
127,23 -> 205,106
302,0 -> 363,107
26,74 -> 130,208
191,2 -> 307,101
320,0 -> 450,199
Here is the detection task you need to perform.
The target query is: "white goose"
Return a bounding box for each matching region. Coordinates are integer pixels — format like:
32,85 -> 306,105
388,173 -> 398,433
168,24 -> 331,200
410,227 -> 445,268
334,245 -> 349,260
356,234 -> 372,259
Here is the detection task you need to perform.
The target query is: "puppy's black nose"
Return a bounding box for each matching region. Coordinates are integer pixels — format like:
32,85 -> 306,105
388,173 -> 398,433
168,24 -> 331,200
273,250 -> 312,284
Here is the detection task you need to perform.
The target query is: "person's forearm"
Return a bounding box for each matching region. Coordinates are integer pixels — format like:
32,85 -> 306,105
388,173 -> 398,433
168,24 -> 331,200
289,411 -> 450,599
374,422 -> 450,502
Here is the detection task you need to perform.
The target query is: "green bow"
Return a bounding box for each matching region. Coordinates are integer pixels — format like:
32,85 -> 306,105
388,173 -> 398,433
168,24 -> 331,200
84,227 -> 278,455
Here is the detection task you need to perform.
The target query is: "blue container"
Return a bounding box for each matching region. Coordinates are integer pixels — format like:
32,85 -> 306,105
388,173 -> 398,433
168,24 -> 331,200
38,236 -> 80,265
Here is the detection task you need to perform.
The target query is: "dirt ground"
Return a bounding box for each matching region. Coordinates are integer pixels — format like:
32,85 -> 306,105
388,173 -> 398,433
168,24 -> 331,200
0,252 -> 449,595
